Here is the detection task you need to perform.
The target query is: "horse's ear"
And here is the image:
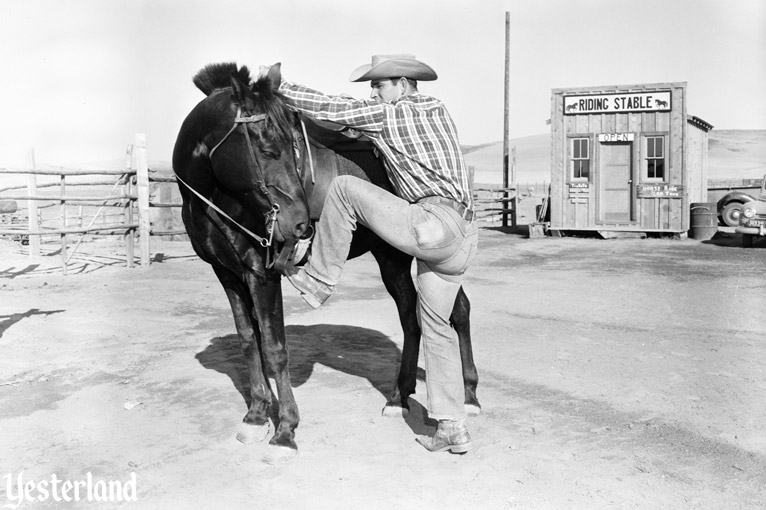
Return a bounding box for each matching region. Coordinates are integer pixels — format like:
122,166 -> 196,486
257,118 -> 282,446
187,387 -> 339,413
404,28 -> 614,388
266,63 -> 282,91
230,73 -> 249,104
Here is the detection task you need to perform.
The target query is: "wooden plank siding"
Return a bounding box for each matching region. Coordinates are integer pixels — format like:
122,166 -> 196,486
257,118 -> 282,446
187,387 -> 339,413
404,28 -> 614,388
550,82 -> 710,235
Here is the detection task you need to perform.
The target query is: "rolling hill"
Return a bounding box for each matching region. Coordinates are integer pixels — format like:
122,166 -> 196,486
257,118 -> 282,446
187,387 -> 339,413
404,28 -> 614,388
465,129 -> 766,186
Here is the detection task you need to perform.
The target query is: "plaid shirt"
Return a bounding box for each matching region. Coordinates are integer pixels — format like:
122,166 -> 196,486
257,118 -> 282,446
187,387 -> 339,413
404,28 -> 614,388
280,82 -> 473,209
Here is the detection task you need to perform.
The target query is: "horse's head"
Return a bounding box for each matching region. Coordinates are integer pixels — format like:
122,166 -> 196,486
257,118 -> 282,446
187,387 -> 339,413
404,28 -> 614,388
193,63 -> 311,271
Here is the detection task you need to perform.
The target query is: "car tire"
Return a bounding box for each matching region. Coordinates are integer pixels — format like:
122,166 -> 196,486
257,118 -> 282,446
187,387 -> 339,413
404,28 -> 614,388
721,201 -> 744,227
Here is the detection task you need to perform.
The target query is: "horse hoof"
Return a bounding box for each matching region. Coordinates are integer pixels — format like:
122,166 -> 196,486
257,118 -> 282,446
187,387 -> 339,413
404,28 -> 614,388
465,404 -> 481,417
382,404 -> 409,418
262,445 -> 298,465
236,422 -> 271,444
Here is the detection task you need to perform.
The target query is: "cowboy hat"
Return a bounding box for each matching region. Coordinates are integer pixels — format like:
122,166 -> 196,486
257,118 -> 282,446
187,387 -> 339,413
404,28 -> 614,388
349,54 -> 437,82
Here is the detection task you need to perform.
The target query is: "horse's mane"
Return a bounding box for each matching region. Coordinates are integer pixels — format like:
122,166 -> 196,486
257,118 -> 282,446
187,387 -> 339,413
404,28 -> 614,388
193,62 -> 251,96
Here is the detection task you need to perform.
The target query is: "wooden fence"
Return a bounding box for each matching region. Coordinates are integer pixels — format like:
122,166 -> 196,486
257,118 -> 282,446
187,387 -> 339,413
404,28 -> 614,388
0,134 -> 184,274
473,186 -> 518,226
1,133 -> 543,274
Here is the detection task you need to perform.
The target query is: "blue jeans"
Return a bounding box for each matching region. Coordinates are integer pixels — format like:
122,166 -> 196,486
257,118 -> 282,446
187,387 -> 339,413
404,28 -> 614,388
304,175 -> 478,420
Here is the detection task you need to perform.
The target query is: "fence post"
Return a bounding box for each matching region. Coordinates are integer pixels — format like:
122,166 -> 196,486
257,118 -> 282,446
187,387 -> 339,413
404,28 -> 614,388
510,147 -> 517,227
60,172 -> 68,275
135,133 -> 151,267
124,144 -> 135,268
26,149 -> 41,257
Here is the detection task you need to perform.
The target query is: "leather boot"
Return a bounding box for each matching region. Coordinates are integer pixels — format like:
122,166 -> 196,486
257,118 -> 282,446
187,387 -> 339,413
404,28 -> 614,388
417,419 -> 472,454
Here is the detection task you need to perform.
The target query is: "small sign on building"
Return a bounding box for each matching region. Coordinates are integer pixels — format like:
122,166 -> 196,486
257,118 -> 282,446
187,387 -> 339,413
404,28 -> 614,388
636,183 -> 684,198
598,133 -> 635,142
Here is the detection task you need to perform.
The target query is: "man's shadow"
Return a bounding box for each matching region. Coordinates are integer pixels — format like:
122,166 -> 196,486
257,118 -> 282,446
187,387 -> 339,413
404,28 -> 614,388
196,324 -> 433,434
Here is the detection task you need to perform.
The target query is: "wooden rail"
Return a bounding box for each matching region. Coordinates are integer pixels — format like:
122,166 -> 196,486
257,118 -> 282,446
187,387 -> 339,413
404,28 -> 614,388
473,186 -> 518,226
0,224 -> 139,235
0,179 -> 130,193
0,193 -> 136,201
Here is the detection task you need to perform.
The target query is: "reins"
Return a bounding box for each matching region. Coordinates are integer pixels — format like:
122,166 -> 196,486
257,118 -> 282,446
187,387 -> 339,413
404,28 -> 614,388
173,171 -> 276,248
299,117 -> 315,184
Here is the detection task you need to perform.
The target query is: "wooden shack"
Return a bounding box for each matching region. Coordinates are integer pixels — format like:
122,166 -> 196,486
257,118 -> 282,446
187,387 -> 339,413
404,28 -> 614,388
549,82 -> 713,237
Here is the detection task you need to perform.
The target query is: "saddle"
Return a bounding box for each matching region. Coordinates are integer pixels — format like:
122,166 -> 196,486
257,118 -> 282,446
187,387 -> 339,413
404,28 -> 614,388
299,114 -> 393,220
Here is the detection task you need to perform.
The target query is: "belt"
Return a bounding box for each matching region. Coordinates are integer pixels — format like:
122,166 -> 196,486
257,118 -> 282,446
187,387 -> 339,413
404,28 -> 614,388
417,196 -> 475,222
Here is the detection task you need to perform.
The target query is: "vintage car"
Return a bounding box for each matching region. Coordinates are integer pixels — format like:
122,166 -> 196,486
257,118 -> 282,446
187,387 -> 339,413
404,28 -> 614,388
717,187 -> 757,227
735,174 -> 766,247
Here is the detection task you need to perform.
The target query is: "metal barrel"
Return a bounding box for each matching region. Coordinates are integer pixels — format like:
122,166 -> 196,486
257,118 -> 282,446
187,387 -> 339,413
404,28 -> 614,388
689,202 -> 719,240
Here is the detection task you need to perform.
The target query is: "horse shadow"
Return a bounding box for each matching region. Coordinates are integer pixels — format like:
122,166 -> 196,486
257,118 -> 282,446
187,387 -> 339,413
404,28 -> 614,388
195,324 -> 432,431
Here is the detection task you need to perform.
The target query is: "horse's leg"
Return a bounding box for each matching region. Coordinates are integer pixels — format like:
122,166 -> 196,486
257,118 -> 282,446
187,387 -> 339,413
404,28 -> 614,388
212,266 -> 274,444
204,207 -> 264,272
451,287 -> 480,416
370,245 -> 420,417
247,271 -> 299,451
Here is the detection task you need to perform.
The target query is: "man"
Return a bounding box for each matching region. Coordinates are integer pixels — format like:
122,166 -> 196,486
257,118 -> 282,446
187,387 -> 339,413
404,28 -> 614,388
273,54 -> 478,453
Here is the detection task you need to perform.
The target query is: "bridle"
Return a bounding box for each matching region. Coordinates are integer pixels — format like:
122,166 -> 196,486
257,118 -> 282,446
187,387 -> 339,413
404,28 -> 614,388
174,102 -> 315,270
175,106 -> 283,249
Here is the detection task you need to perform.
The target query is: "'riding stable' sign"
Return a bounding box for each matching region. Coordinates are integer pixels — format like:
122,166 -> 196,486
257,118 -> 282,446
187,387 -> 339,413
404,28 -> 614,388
564,91 -> 671,115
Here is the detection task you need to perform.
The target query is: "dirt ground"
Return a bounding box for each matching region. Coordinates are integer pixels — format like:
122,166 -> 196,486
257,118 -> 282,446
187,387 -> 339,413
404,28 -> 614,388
1,220 -> 765,509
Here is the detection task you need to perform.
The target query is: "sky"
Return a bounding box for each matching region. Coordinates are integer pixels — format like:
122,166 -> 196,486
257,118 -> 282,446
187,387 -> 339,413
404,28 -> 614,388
0,0 -> 764,168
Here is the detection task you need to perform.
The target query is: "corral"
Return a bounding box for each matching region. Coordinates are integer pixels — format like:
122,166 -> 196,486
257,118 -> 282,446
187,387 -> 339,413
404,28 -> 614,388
1,225 -> 764,508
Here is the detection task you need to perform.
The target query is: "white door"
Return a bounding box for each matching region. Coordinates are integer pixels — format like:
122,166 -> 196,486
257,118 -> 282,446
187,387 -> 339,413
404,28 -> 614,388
599,142 -> 633,223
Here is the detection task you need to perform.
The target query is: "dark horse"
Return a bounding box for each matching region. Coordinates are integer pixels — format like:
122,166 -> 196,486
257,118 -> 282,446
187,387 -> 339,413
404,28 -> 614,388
172,62 -> 479,451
